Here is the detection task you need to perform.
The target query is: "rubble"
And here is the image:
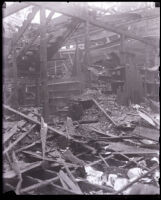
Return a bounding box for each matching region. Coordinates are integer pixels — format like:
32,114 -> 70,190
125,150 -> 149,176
3,2 -> 160,195
3,93 -> 160,194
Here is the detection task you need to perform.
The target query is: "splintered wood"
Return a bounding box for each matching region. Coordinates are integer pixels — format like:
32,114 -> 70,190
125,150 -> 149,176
3,98 -> 159,195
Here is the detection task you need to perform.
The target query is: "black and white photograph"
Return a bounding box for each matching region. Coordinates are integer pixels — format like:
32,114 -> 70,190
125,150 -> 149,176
2,2 -> 160,195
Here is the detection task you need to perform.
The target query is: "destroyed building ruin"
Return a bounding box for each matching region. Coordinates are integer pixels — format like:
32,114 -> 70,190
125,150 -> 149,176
2,2 -> 160,195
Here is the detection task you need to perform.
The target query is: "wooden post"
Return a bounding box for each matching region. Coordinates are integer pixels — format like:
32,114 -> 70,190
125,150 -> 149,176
73,39 -> 81,77
35,76 -> 40,106
12,35 -> 18,108
120,34 -> 126,65
40,7 -> 49,122
84,6 -> 90,68
83,5 -> 91,84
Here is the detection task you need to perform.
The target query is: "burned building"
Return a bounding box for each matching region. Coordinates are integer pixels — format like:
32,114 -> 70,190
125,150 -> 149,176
2,2 -> 160,195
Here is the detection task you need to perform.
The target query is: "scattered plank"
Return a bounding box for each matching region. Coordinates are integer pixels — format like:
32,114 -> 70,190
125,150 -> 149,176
92,99 -> 117,127
114,164 -> 159,194
26,175 -> 76,194
3,105 -> 86,144
3,122 -> 18,144
137,109 -> 159,129
99,154 -> 109,168
3,120 -> 26,144
62,149 -> 86,166
4,161 -> 42,179
107,142 -> 159,154
132,126 -> 159,141
59,170 -> 83,194
21,150 -> 56,162
3,125 -> 36,154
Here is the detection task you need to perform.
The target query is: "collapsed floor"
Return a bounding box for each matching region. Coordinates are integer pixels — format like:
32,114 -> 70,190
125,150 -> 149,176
3,88 -> 160,195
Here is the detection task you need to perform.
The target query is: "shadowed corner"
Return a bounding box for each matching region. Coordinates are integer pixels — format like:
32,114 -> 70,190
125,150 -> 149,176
155,2 -> 160,7
3,190 -> 17,196
2,2 -> 6,8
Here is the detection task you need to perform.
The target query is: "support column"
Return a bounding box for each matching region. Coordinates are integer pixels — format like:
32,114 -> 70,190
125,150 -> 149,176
12,35 -> 18,108
40,7 -> 49,122
73,39 -> 81,77
120,34 -> 126,65
83,5 -> 91,84
84,6 -> 90,67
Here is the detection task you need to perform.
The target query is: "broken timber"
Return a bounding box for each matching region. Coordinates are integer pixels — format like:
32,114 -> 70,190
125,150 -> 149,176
3,2 -> 30,18
3,124 -> 36,154
40,7 -> 49,122
8,6 -> 39,55
3,105 -> 91,147
17,10 -> 54,59
114,164 -> 159,194
92,98 -> 118,127
29,2 -> 157,49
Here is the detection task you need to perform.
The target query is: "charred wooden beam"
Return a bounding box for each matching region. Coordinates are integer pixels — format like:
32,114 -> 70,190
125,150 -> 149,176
8,6 -> 39,55
48,19 -> 81,60
29,2 -> 157,49
3,105 -> 88,144
120,34 -> 126,65
12,38 -> 18,108
40,7 -> 49,122
3,2 -> 30,18
17,10 -> 54,59
92,98 -> 118,127
84,5 -> 90,67
3,125 -> 36,155
3,120 -> 26,144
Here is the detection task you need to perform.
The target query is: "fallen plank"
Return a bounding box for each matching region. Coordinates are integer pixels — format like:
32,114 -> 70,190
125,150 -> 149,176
118,153 -> 149,170
3,105 -> 86,144
78,120 -> 99,124
20,154 -> 113,193
99,154 -> 109,168
21,150 -> 56,162
22,150 -> 80,168
20,175 -> 68,193
138,109 -> 159,129
3,122 -> 18,144
51,182 -> 76,194
15,141 -> 40,153
59,170 -> 83,194
107,142 -> 159,154
77,178 -> 115,193
112,151 -> 159,156
3,125 -> 36,154
88,126 -> 142,140
4,161 -> 42,179
62,149 -> 86,166
26,175 -> 79,194
88,126 -> 117,137
91,99 -> 117,127
132,126 -> 159,142
60,157 -> 83,193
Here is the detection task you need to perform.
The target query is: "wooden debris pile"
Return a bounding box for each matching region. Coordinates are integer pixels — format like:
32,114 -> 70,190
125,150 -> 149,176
3,91 -> 160,194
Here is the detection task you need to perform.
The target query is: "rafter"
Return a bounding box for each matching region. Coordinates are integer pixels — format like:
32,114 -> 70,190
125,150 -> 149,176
28,2 -> 157,49
3,2 -> 30,18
